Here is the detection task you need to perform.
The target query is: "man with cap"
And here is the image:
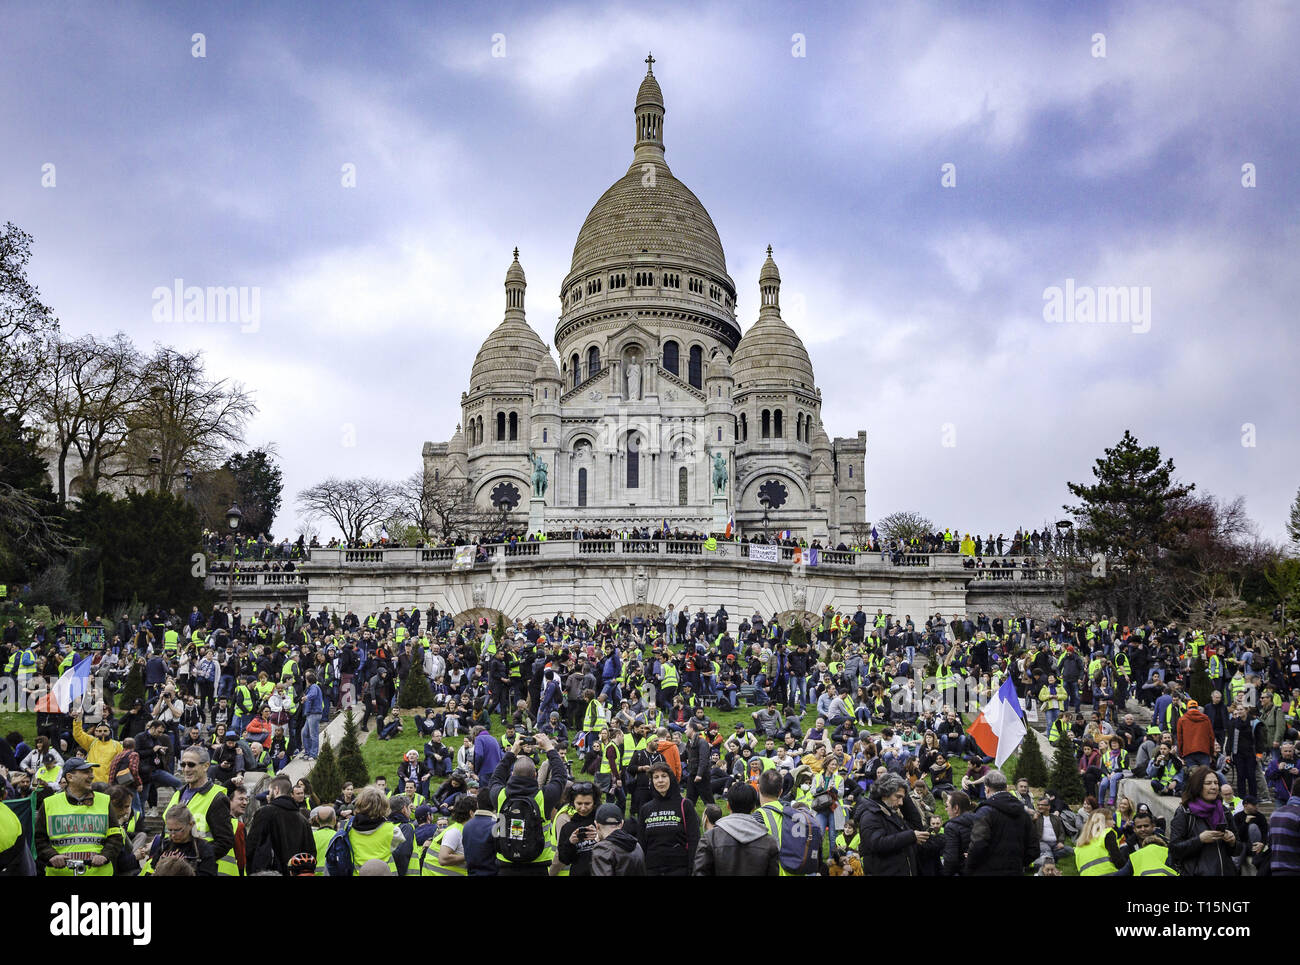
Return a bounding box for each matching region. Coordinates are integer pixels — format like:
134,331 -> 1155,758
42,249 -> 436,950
210,729 -> 246,787
34,757 -> 124,875
589,803 -> 644,876
413,804 -> 439,847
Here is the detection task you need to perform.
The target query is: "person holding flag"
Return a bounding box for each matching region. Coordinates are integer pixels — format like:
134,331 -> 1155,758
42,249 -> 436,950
967,676 -> 1027,768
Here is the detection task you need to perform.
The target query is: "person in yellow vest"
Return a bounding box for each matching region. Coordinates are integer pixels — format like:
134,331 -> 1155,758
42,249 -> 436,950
419,796 -> 473,875
34,757 -> 124,875
137,804 -> 218,875
310,805 -> 337,873
341,785 -> 404,875
0,793 -> 34,875
1074,809 -> 1124,875
164,746 -> 237,875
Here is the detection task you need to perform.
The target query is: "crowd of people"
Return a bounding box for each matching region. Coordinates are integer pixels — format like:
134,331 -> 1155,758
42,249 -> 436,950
3,598 -> 1299,877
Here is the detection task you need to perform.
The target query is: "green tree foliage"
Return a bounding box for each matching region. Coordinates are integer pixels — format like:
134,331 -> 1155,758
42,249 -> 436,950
1047,735 -> 1086,804
1289,486 -> 1300,548
397,667 -> 433,709
69,489 -> 208,613
223,448 -> 283,537
1013,727 -> 1049,788
0,411 -> 62,578
119,658 -> 146,709
336,709 -> 370,788
308,736 -> 344,804
1064,431 -> 1195,625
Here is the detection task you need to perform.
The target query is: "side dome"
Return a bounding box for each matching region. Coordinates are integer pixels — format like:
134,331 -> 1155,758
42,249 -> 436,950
732,316 -> 815,388
469,318 -> 547,389
534,351 -> 561,382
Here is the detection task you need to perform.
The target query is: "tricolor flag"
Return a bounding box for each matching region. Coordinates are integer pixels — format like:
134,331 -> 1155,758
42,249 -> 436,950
779,529 -> 791,540
966,676 -> 1026,767
662,519 -> 669,534
724,514 -> 733,539
36,655 -> 93,713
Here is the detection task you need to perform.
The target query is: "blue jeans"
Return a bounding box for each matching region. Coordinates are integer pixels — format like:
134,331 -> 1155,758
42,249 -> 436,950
1044,708 -> 1060,735
790,676 -> 807,708
301,713 -> 322,757
1097,772 -> 1124,804
1064,680 -> 1081,711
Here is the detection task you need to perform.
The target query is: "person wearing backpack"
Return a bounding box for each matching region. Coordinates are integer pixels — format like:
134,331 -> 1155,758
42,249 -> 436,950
637,761 -> 699,876
325,785 -> 406,876
486,732 -> 566,876
694,782 -> 779,875
753,769 -> 822,876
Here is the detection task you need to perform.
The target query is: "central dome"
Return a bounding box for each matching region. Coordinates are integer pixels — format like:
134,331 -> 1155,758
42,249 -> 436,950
569,164 -> 728,278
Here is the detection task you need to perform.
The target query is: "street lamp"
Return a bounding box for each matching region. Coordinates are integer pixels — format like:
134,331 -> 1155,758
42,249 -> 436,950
1055,519 -> 1074,620
758,492 -> 771,541
225,503 -> 243,615
149,447 -> 162,492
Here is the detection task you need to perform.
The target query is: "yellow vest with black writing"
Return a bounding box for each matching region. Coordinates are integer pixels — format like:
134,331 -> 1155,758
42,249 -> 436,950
43,791 -> 118,876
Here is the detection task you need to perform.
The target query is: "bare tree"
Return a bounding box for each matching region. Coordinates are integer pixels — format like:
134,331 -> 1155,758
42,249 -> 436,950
877,510 -> 934,543
297,477 -> 398,543
71,333 -> 148,494
126,345 -> 257,491
395,468 -> 482,540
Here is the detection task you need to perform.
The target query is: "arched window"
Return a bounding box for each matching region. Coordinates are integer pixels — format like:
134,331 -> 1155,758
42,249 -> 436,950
577,468 -> 588,507
717,427 -> 722,442
542,428 -> 548,443
740,413 -> 747,441
774,410 -> 783,438
496,411 -> 506,441
679,467 -> 688,506
761,409 -> 771,439
587,346 -> 600,379
477,416 -> 484,445
627,434 -> 640,489
688,345 -> 703,388
508,412 -> 518,441
796,413 -> 803,442
663,340 -> 679,376
571,354 -> 580,387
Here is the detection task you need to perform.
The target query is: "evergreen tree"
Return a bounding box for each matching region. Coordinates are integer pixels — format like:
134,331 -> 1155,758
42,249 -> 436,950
1047,735 -> 1085,804
1064,430 -> 1195,624
1289,486 -> 1300,548
397,667 -> 434,709
118,658 -> 145,708
308,736 -> 343,803
336,709 -> 370,788
1187,657 -> 1212,706
1013,727 -> 1049,788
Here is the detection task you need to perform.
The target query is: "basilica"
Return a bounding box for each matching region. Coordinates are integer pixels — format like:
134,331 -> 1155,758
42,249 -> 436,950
422,57 -> 866,544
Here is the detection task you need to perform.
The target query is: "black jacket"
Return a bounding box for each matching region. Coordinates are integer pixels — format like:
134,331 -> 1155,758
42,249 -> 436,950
941,810 -> 976,875
857,797 -> 919,876
1168,804 -> 1241,877
555,810 -> 599,876
591,828 -> 645,876
246,795 -> 314,876
693,814 -> 780,876
637,772 -> 699,875
964,791 -> 1036,876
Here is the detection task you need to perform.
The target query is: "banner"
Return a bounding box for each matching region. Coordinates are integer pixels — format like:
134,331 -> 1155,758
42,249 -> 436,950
451,545 -> 475,571
748,543 -> 779,563
67,626 -> 106,651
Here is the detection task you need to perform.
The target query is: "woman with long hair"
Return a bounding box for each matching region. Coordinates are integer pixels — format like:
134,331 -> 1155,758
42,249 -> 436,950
1168,766 -> 1241,876
1074,808 -> 1125,875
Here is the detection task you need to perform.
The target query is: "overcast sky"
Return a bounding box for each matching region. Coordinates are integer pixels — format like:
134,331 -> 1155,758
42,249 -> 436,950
4,0 -> 1298,542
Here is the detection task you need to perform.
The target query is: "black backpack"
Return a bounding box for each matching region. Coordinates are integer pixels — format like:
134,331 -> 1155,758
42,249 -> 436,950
494,794 -> 545,863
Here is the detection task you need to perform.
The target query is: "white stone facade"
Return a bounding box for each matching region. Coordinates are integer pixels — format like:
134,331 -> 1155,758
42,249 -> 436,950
423,60 -> 866,543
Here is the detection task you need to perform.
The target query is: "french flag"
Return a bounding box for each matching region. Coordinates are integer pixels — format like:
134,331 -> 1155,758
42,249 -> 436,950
724,514 -> 733,539
966,676 -> 1026,767
36,655 -> 93,713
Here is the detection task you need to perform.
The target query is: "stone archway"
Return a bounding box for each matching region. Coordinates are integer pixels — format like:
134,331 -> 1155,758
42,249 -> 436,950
450,607 -> 511,632
607,603 -> 665,622
773,609 -> 819,632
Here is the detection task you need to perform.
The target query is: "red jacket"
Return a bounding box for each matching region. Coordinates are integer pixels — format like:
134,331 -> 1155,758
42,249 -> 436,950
1177,708 -> 1215,758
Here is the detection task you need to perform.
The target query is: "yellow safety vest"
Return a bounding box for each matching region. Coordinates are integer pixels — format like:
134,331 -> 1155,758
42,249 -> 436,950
347,822 -> 398,875
312,825 -> 333,871
43,791 -> 119,876
1076,832 -> 1118,876
495,789 -> 554,865
419,825 -> 467,876
165,783 -> 238,877
1130,841 -> 1179,876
